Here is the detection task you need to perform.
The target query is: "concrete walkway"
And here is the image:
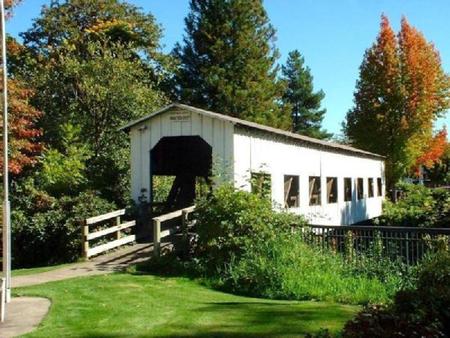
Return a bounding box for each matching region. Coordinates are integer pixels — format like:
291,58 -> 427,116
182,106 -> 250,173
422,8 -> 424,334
0,297 -> 51,338
0,242 -> 154,337
13,242 -> 153,288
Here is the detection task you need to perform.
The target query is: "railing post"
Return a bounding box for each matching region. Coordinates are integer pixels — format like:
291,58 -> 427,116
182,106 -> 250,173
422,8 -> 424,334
182,209 -> 189,255
116,216 -> 121,240
153,219 -> 161,257
82,221 -> 89,259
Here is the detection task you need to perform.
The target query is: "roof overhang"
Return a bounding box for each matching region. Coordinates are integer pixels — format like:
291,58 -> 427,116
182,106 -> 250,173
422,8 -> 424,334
119,103 -> 385,160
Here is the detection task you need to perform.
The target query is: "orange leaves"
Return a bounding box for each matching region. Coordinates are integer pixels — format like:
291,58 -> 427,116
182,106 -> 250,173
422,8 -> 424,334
345,14 -> 450,187
0,75 -> 42,175
415,128 -> 448,172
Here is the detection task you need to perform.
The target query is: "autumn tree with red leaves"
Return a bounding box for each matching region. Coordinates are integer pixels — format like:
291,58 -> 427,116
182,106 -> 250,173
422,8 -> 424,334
0,0 -> 42,175
414,128 -> 448,173
344,15 -> 450,189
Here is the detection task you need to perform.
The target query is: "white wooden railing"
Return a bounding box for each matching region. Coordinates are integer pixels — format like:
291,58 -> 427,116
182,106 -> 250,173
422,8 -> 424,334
83,209 -> 136,259
152,205 -> 196,257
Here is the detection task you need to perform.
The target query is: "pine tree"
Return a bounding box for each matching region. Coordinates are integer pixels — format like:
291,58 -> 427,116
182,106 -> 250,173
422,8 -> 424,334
174,0 -> 290,130
344,15 -> 450,189
281,50 -> 332,139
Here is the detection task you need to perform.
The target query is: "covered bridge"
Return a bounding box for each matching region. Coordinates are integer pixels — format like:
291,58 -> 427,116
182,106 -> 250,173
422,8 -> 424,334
121,103 -> 385,225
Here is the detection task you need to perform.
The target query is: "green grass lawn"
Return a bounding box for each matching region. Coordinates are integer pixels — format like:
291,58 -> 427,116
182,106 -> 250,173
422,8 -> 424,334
16,273 -> 359,337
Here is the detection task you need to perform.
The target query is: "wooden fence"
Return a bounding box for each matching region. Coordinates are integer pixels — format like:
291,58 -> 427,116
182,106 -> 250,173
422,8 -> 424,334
302,224 -> 450,265
82,209 -> 136,259
153,205 -> 195,257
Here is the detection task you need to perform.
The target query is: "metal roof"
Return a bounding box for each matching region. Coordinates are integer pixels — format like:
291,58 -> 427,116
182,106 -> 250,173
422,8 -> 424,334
120,103 -> 385,160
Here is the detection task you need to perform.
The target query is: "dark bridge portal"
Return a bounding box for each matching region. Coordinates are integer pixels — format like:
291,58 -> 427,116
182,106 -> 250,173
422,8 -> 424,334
150,136 -> 212,210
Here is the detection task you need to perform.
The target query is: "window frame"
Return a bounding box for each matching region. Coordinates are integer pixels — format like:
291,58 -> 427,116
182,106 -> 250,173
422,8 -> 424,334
309,176 -> 322,206
251,172 -> 272,200
284,175 -> 300,208
377,178 -> 383,197
326,177 -> 338,204
357,177 -> 364,200
368,178 -> 374,198
344,177 -> 352,202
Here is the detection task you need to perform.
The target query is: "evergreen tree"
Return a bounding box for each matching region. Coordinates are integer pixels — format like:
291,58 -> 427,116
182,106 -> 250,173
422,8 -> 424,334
281,50 -> 332,139
344,15 -> 450,189
174,0 -> 290,130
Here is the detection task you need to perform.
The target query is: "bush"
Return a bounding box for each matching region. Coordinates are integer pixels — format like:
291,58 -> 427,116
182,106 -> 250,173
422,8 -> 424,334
11,178 -> 116,267
342,251 -> 450,337
376,183 -> 450,228
194,185 -> 401,304
195,184 -> 305,274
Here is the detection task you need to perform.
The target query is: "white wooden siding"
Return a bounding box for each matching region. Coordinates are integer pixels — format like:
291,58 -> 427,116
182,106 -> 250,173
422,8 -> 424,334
129,107 -> 384,225
233,127 -> 384,225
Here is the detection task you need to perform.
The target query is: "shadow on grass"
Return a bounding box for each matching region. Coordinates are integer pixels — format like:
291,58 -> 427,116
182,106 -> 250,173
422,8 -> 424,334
75,301 -> 347,337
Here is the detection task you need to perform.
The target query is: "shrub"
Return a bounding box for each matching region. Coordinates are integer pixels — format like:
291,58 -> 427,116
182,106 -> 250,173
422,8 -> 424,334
12,179 -> 116,267
194,184 -> 305,273
375,183 -> 450,228
194,184 -> 400,304
341,251 -> 450,337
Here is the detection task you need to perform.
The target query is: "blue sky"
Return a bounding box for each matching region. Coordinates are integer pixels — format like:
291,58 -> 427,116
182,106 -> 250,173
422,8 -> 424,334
7,0 -> 450,135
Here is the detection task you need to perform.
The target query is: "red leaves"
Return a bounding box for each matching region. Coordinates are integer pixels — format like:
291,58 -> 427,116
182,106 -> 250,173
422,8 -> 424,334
415,128 -> 448,174
0,75 -> 42,175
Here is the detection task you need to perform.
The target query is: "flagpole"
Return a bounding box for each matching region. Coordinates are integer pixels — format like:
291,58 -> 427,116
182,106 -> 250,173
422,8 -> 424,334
0,0 -> 11,304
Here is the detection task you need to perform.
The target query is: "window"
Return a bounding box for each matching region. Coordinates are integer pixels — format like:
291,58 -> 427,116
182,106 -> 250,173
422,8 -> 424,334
251,172 -> 271,199
377,178 -> 382,197
309,176 -> 321,205
357,178 -> 364,200
284,175 -> 299,208
368,178 -> 374,198
326,177 -> 338,203
344,177 -> 352,202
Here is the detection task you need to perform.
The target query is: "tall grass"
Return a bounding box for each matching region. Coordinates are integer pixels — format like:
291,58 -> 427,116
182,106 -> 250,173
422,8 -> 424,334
221,233 -> 403,304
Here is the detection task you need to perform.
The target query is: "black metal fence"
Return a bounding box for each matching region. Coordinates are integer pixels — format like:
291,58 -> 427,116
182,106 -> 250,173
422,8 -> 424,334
301,225 -> 450,266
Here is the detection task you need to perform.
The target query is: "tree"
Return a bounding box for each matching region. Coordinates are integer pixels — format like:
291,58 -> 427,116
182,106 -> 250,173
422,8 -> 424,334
281,50 -> 332,139
344,15 -> 450,189
17,0 -> 171,203
414,128 -> 447,174
174,0 -> 290,130
0,1 -> 42,175
0,75 -> 42,174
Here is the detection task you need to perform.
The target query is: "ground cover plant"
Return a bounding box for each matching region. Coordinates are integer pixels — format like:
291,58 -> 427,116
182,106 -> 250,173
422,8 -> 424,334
193,184 -> 405,305
16,273 -> 359,337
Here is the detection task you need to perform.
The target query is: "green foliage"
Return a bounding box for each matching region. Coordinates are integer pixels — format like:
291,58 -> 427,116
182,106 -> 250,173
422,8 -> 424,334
281,50 -> 332,139
38,123 -> 91,196
11,177 -> 116,267
223,233 -> 400,304
16,0 -> 171,205
174,0 -> 291,129
250,172 -> 272,199
375,183 -> 450,227
195,184 -> 303,273
342,251 -> 450,337
194,185 -> 401,305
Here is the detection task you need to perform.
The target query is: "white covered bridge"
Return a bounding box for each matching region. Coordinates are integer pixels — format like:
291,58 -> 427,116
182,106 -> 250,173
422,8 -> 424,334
121,103 -> 385,225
